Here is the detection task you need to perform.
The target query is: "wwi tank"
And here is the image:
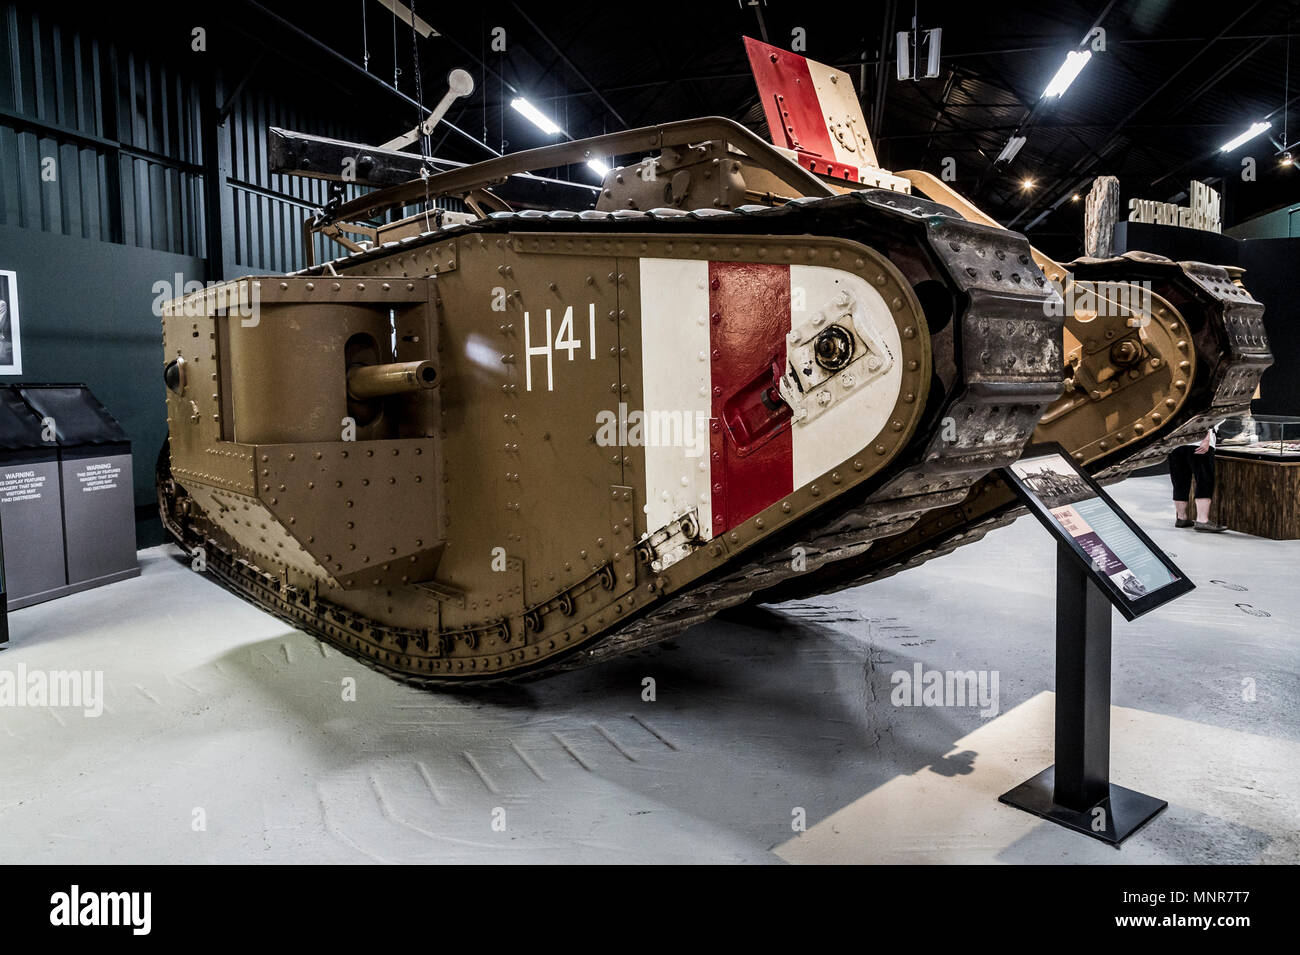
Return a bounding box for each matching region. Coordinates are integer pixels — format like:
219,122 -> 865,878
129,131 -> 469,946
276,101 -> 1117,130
157,39 -> 1270,685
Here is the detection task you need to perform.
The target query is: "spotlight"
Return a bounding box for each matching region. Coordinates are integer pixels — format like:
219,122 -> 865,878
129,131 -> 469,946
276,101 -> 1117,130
1021,178 -> 1035,191
586,158 -> 611,176
1219,121 -> 1271,152
1071,193 -> 1081,202
1282,152 -> 1294,167
511,98 -> 562,136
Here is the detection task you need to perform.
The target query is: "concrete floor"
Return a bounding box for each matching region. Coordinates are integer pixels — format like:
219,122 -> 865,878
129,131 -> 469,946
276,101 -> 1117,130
1,475 -> 1295,864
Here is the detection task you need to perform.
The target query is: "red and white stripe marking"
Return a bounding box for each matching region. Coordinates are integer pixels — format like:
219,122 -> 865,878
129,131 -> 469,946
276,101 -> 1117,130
743,36 -> 911,191
637,258 -> 903,543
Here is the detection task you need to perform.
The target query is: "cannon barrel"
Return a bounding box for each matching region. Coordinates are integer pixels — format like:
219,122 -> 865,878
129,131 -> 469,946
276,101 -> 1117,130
347,360 -> 438,400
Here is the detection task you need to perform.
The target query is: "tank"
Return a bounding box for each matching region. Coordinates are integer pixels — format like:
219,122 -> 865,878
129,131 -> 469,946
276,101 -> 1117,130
157,39 -> 1270,684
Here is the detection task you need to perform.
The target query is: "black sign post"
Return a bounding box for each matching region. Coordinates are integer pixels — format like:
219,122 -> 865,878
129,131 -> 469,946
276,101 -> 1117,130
0,502 -> 8,647
997,444 -> 1192,846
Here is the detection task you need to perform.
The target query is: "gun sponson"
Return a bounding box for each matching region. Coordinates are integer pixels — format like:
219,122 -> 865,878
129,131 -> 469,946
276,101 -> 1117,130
347,360 -> 438,399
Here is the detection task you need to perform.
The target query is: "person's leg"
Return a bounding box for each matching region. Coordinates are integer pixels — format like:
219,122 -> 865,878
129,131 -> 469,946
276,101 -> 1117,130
1192,449 -> 1224,531
1169,447 -> 1193,523
1194,449 -> 1212,521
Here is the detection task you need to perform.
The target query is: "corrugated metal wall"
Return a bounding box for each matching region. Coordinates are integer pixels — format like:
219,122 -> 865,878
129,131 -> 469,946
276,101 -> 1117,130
226,84 -> 372,274
0,2 -> 413,276
0,4 -> 207,256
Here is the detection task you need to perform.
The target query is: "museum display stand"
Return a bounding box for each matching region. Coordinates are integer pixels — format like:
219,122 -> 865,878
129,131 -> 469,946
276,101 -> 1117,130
0,384 -> 139,610
0,386 -> 69,608
1211,415 -> 1300,540
998,546 -> 1168,846
997,448 -> 1184,847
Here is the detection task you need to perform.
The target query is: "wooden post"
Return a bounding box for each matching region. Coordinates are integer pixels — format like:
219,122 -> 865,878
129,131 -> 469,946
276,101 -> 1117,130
1084,176 -> 1121,259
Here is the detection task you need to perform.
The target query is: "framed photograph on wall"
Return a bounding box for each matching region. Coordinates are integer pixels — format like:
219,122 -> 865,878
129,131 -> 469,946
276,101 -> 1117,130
0,270 -> 22,376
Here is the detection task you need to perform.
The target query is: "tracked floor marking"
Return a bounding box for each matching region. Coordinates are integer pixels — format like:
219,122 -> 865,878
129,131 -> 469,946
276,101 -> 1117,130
368,775 -> 392,817
629,714 -> 678,751
415,761 -> 446,806
462,751 -> 499,794
316,784 -> 392,864
171,676 -> 202,695
510,742 -> 547,781
553,732 -> 593,772
593,723 -> 637,762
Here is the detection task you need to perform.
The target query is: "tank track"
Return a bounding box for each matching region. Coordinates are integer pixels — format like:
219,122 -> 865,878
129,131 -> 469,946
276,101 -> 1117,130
746,253 -> 1271,607
158,190 -> 1082,686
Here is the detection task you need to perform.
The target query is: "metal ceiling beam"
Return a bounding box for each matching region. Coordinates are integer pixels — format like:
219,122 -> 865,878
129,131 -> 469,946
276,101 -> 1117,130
973,1 -> 1116,200
509,2 -> 630,129
1166,36 -> 1273,119
920,68 -> 961,166
241,0 -> 500,156
880,121 -> 1242,140
1150,89 -> 1300,189
372,0 -> 438,38
870,0 -> 897,143
1009,1 -> 1267,228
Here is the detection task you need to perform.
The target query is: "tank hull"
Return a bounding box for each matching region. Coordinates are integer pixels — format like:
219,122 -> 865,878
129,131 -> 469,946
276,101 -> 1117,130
160,191 -> 1065,684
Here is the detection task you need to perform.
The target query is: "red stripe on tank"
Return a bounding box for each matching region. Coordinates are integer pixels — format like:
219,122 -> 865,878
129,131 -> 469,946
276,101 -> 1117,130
708,261 -> 794,536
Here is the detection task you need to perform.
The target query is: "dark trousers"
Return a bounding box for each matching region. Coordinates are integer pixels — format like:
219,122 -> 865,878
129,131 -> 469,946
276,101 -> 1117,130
1169,445 -> 1214,500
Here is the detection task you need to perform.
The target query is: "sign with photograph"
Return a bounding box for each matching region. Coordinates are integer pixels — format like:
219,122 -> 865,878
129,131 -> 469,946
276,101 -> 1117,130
0,270 -> 22,376
1003,445 -> 1194,619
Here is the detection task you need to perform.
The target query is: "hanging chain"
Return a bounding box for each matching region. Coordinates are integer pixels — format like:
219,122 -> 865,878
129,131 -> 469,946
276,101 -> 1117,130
409,0 -> 428,164
1284,30 -> 1290,149
360,0 -> 369,71
392,6 -> 400,89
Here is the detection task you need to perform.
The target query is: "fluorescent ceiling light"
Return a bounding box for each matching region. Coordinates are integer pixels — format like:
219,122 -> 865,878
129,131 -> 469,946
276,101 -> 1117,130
996,135 -> 1027,164
896,31 -> 911,81
1043,50 -> 1092,98
511,98 -> 562,135
586,158 -> 610,176
1219,121 -> 1271,152
923,28 -> 942,79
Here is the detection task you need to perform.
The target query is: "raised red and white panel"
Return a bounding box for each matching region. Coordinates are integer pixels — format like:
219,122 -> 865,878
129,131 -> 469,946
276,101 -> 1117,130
638,258 -> 715,541
637,257 -> 904,547
744,35 -> 912,191
788,264 -> 903,486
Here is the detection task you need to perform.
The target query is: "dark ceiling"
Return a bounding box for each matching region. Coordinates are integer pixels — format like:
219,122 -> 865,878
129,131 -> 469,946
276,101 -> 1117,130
113,0 -> 1300,258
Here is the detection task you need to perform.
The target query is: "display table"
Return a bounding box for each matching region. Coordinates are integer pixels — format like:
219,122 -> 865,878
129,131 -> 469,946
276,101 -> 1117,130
1211,451 -> 1300,540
